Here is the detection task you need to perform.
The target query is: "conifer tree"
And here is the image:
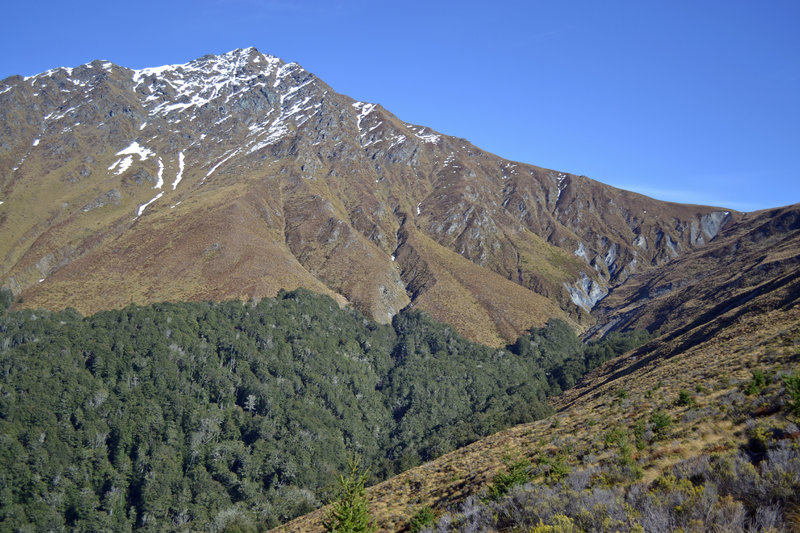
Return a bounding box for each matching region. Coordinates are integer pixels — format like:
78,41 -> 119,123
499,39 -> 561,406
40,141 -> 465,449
323,456 -> 376,533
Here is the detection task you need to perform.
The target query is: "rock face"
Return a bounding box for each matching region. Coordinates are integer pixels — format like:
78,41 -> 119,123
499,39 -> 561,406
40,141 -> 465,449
2,47 -> 780,345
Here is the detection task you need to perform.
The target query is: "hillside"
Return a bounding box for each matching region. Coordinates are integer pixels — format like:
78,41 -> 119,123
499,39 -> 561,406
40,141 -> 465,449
278,286 -> 800,532
0,47 -> 741,345
0,289 -> 650,531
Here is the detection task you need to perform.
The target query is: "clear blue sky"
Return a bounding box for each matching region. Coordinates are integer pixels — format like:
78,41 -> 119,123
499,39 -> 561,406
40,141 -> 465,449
3,1 -> 798,211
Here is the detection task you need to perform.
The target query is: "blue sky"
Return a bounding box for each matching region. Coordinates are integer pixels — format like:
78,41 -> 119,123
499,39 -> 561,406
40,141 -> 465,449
3,1 -> 798,211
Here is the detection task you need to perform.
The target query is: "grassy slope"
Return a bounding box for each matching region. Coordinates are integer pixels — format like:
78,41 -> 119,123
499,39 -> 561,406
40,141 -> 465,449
276,301 -> 800,532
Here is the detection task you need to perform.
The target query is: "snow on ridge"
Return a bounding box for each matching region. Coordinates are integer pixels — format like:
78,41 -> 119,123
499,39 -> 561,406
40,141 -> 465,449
25,66 -> 74,81
352,102 -> 381,146
247,79 -> 321,153
171,152 -> 185,190
413,127 -> 440,144
133,49 -> 284,117
404,123 -> 441,144
555,172 -> 568,203
273,62 -> 301,88
387,134 -> 407,149
353,101 -> 377,130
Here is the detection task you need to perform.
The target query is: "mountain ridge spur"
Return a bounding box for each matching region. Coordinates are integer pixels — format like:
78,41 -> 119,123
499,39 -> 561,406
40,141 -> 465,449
0,47 -> 766,345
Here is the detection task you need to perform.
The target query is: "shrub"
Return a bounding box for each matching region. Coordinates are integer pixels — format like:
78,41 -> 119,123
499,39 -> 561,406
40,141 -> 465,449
0,287 -> 12,313
676,390 -> 695,407
744,370 -> 768,395
530,514 -> 577,532
783,373 -> 800,418
487,454 -> 532,500
408,506 -> 435,533
649,410 -> 673,437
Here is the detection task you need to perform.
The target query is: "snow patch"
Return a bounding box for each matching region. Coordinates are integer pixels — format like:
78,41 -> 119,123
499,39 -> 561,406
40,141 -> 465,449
108,156 -> 133,175
136,192 -> 163,218
171,152 -> 185,190
108,141 -> 154,175
273,62 -> 300,88
116,141 -> 154,160
412,126 -> 440,144
555,172 -> 568,203
204,149 -> 240,181
352,101 -> 377,132
155,158 -> 164,189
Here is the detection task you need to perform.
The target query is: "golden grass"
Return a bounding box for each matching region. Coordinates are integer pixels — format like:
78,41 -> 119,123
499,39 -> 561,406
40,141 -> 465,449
399,222 -> 572,346
276,304 -> 800,532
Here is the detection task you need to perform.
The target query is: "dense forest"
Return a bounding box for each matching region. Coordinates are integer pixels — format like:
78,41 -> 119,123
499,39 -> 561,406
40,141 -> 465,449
0,288 -> 649,532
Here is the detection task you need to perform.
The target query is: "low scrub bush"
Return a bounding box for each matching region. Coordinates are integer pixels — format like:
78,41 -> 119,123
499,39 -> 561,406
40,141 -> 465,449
430,435 -> 800,531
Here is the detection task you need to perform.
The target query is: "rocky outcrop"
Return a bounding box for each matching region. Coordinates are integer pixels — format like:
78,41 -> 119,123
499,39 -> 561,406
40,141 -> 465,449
0,48 -> 749,343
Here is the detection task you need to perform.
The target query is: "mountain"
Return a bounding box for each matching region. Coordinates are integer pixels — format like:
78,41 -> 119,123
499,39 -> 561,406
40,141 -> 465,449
3,48 -> 800,532
0,47 -> 754,346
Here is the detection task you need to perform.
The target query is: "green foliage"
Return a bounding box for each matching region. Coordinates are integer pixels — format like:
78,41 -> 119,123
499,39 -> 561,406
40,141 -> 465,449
744,369 -> 768,395
510,320 -> 650,394
0,291 -> 646,531
602,426 -> 642,481
632,418 -> 648,450
783,373 -> 800,418
0,287 -> 12,313
408,506 -> 436,533
676,390 -> 695,407
323,456 -> 376,533
487,453 -> 532,500
540,453 -> 571,482
530,514 -> 578,532
649,410 -> 673,437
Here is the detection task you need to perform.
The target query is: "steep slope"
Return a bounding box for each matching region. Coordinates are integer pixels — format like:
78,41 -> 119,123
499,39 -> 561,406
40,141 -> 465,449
590,204 -> 800,340
0,48 -> 741,343
277,288 -> 800,532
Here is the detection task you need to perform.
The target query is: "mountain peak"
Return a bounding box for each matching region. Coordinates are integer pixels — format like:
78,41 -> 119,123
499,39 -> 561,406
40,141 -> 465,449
132,47 -> 284,87
3,48 -> 777,347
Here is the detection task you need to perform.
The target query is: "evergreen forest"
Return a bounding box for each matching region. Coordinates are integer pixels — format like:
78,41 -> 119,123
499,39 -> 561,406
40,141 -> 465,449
0,288 -> 649,531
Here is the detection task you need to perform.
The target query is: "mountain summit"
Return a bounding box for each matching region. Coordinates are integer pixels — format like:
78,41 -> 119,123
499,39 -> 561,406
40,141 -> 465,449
1,48 -> 789,345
